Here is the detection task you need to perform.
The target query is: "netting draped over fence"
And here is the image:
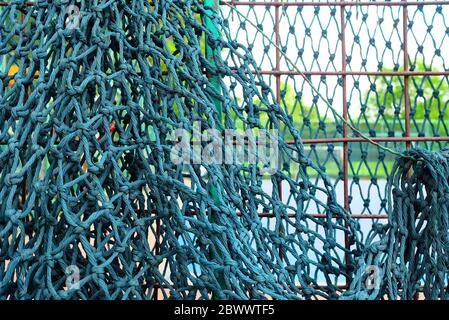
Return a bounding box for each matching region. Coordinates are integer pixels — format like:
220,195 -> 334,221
0,0 -> 448,300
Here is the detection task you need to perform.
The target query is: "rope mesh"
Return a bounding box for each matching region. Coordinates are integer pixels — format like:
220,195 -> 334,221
0,0 -> 448,300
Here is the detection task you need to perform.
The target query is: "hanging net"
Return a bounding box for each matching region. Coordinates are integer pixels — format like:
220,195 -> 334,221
0,0 -> 448,300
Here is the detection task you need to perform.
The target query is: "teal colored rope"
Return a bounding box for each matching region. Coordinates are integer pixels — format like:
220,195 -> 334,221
344,148 -> 449,300
0,0 -> 447,300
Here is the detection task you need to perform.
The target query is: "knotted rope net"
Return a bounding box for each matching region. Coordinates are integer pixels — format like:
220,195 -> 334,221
345,148 -> 449,300
0,0 -> 447,300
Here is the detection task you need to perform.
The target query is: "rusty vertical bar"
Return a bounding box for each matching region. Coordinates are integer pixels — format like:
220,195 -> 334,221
403,0 -> 411,149
275,5 -> 282,199
402,0 -> 417,300
340,1 -> 351,286
274,1 -> 284,262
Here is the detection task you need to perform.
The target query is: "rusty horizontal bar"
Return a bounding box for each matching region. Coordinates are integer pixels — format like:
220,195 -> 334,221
2,0 -> 449,6
1,136 -> 449,146
6,69 -> 449,81
256,212 -> 388,219
145,208 -> 385,219
0,1 -> 35,5
256,70 -> 449,77
151,283 -> 350,291
220,1 -> 449,7
11,69 -> 449,78
294,136 -> 449,145
147,282 -> 434,293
